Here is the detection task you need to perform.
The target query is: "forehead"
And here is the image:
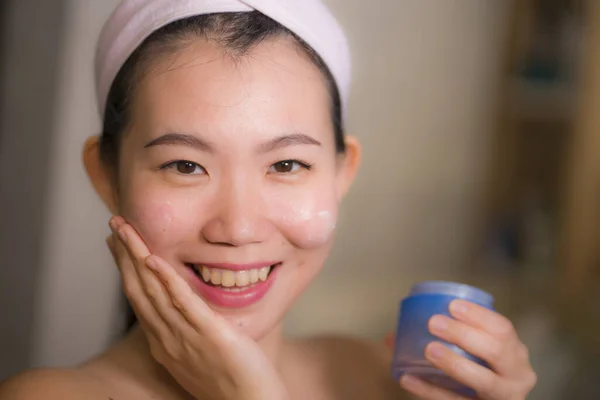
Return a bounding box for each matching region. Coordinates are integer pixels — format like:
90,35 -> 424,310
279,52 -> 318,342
130,37 -> 333,141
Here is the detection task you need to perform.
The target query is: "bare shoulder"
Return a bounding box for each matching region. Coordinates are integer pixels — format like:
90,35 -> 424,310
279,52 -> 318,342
298,335 -> 408,400
0,368 -> 107,400
306,335 -> 392,368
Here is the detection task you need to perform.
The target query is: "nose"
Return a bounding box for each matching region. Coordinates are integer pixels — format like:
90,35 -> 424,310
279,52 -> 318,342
201,177 -> 269,246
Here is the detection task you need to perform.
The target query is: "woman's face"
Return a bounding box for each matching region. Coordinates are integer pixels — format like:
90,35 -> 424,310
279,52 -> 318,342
104,37 -> 358,339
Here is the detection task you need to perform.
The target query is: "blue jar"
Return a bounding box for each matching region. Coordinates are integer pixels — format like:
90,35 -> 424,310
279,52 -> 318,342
391,281 -> 494,395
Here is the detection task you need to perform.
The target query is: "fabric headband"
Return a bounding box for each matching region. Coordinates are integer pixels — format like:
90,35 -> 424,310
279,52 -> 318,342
95,0 -> 351,120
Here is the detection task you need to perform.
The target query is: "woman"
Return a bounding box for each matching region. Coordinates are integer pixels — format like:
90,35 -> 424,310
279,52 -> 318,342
0,1 -> 536,399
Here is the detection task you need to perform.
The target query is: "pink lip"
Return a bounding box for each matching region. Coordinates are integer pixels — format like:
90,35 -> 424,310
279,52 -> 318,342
184,263 -> 281,309
190,262 -> 279,271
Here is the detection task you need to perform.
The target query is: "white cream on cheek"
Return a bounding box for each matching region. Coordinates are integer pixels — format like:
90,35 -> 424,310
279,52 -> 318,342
268,191 -> 338,249
124,189 -> 337,253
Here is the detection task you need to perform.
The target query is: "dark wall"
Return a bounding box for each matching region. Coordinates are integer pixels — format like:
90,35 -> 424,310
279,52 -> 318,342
0,0 -> 68,380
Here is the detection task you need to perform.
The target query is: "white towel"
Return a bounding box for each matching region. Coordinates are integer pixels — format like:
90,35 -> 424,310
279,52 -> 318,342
95,0 -> 351,119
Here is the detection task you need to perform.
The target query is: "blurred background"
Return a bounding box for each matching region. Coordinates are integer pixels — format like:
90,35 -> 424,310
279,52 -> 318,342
0,0 -> 598,398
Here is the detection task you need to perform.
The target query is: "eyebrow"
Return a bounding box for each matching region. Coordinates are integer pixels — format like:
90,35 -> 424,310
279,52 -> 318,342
144,132 -> 321,153
257,133 -> 322,153
144,133 -> 215,153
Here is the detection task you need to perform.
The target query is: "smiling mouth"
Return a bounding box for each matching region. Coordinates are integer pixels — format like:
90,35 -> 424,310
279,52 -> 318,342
186,263 -> 279,291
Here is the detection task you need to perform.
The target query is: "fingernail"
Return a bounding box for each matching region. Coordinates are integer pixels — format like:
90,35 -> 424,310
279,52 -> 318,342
117,227 -> 127,243
400,375 -> 420,388
427,342 -> 446,360
451,300 -> 469,316
429,315 -> 448,333
146,256 -> 158,271
109,218 -> 118,232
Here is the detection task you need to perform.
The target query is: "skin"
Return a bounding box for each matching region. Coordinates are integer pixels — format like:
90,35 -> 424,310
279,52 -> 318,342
0,36 -> 536,400
112,38 -> 352,343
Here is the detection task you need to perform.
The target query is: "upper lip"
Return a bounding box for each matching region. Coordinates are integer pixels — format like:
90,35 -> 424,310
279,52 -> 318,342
187,262 -> 281,271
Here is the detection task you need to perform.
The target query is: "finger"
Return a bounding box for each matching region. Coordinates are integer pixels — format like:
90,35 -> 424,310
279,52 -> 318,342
111,222 -> 171,320
112,222 -> 210,337
112,221 -> 151,265
399,375 -> 472,400
108,216 -> 128,262
112,222 -> 157,305
137,254 -> 202,338
425,342 -> 511,400
109,222 -> 172,341
145,255 -> 226,340
109,215 -> 126,235
112,232 -> 163,332
428,315 -> 516,376
110,221 -> 160,318
449,300 -> 517,342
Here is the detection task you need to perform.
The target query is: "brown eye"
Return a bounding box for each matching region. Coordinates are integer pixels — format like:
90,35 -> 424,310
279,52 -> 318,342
268,160 -> 311,174
176,161 -> 198,174
272,161 -> 294,173
161,160 -> 205,175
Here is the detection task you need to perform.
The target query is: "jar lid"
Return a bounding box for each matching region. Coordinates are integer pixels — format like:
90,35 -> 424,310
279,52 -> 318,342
409,281 -> 494,307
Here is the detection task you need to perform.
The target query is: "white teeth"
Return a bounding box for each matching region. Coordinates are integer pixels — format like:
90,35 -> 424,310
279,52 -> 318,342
196,265 -> 273,288
221,271 -> 236,287
249,269 -> 259,284
201,267 -> 211,283
235,271 -> 250,287
258,267 -> 269,281
210,269 -> 221,285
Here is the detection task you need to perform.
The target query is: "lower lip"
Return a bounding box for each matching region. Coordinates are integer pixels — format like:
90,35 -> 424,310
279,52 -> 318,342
185,265 -> 280,309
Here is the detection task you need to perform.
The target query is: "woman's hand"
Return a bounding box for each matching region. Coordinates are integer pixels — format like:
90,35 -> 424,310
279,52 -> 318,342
108,216 -> 289,400
390,302 -> 537,400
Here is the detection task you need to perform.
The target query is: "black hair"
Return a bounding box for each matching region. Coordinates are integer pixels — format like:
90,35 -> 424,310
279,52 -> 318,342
101,11 -> 345,171
101,12 -> 346,332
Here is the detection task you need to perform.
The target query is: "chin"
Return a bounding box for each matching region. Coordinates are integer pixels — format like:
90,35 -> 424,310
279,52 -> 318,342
221,311 -> 282,341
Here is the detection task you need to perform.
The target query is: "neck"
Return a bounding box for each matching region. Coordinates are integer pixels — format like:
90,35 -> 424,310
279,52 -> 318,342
256,322 -> 286,371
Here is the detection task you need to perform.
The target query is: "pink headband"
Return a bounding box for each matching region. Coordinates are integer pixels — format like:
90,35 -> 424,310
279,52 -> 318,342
95,0 -> 351,119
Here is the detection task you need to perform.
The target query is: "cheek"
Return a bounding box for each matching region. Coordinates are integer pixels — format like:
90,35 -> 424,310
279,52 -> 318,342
268,188 -> 338,249
121,188 -> 201,252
